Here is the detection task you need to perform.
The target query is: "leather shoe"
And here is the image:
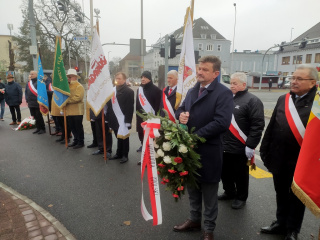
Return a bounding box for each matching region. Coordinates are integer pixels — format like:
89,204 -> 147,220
37,129 -> 46,134
285,231 -> 298,240
33,129 -> 40,134
231,199 -> 246,209
120,157 -> 128,164
261,220 -> 286,234
92,150 -> 103,155
136,146 -> 142,152
173,219 -> 201,232
60,139 -> 70,144
87,143 -> 98,148
68,142 -> 78,147
9,122 -> 17,125
73,144 -> 84,149
109,154 -> 122,160
201,232 -> 214,240
218,192 -> 235,200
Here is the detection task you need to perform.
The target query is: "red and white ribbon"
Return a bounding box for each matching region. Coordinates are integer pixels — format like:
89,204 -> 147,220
138,87 -> 155,114
162,88 -> 176,122
28,80 -> 37,97
140,118 -> 162,225
48,83 -> 53,92
229,114 -> 255,165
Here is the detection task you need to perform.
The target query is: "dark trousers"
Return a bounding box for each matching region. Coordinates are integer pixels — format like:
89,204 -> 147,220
114,128 -> 129,158
67,115 -> 84,145
9,105 -> 21,122
57,116 -> 71,139
29,107 -> 45,130
52,116 -> 61,132
273,168 -> 305,232
221,152 -> 249,201
95,119 -> 112,153
187,182 -> 219,233
138,129 -> 144,144
90,121 -> 97,145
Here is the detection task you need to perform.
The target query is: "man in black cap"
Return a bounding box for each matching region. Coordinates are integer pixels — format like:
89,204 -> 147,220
136,71 -> 161,163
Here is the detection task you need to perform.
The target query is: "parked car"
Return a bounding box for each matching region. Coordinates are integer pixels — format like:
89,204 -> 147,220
284,80 -> 291,88
222,74 -> 230,84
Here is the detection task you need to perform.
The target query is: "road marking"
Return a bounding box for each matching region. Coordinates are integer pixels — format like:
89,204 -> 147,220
250,166 -> 273,178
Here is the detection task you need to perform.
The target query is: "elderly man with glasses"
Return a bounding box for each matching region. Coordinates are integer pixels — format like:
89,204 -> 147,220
260,64 -> 318,240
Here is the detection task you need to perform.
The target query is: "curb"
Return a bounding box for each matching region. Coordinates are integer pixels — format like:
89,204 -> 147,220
0,182 -> 76,240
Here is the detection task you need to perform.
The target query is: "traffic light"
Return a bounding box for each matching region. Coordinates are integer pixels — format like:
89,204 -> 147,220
159,48 -> 165,58
169,35 -> 181,58
57,0 -> 68,12
74,66 -> 79,72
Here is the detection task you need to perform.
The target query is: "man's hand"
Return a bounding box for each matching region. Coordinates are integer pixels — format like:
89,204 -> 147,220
245,146 -> 254,159
179,112 -> 190,124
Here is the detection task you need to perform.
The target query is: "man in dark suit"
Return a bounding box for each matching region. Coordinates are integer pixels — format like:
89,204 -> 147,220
174,56 -> 234,240
136,71 -> 162,156
160,70 -> 178,119
260,65 -> 318,240
107,72 -> 134,164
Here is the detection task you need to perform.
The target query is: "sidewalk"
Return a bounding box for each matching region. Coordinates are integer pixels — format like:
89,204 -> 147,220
0,183 -> 75,240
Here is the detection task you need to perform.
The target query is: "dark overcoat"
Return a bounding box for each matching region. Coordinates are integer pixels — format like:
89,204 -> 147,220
159,86 -> 177,117
25,78 -> 39,108
175,80 -> 234,183
4,82 -> 22,106
260,86 -> 317,174
107,84 -> 134,131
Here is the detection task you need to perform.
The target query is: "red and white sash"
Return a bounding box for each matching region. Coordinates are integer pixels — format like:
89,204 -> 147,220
229,114 -> 255,165
140,119 -> 162,225
284,93 -> 305,146
48,83 -> 53,92
138,87 -> 155,114
162,88 -> 176,122
28,80 -> 37,97
111,87 -> 130,139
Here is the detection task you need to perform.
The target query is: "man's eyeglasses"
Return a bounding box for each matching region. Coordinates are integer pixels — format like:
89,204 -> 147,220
288,76 -> 314,82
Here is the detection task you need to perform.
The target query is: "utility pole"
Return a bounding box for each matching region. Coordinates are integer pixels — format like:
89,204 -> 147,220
140,0 -> 144,73
28,0 -> 38,71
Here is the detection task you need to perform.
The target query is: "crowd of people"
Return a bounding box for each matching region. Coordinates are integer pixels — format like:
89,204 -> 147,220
1,55 -> 318,240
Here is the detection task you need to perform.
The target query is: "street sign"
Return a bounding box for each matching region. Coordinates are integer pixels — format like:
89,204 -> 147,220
73,36 -> 89,41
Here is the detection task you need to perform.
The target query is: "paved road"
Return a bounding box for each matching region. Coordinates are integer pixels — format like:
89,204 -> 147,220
1,87 -> 319,240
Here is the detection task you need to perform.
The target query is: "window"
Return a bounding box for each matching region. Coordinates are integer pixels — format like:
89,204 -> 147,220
293,55 -> 302,64
206,44 -> 213,51
201,34 -> 206,39
198,43 -> 203,51
282,56 -> 290,65
306,54 -> 312,63
315,53 -> 320,63
210,34 -> 216,39
217,45 -> 221,51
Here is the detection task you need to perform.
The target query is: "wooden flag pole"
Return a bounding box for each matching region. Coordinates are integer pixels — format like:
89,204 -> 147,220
63,107 -> 68,148
102,113 -> 107,162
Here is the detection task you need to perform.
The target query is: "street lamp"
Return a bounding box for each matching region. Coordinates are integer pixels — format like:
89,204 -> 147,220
7,24 -> 13,36
230,3 -> 237,74
259,44 -> 279,90
108,51 -> 111,64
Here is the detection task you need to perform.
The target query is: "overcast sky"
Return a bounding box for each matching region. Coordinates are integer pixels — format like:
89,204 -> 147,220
1,0 -> 319,61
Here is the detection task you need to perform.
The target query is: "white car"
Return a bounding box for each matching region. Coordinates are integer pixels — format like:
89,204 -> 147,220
284,80 -> 291,88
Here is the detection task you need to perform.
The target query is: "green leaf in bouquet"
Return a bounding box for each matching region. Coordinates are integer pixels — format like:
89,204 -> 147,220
176,163 -> 185,172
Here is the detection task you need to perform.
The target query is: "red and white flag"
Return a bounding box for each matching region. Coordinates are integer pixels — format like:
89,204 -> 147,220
87,28 -> 114,116
175,6 -> 197,109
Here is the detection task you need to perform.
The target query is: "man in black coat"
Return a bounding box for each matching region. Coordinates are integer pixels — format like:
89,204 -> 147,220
0,77 -> 6,121
174,56 -> 234,240
219,72 -> 265,209
107,72 -> 134,164
4,74 -> 22,125
25,71 -> 46,134
136,71 -> 162,154
260,65 -> 318,240
159,70 -> 178,119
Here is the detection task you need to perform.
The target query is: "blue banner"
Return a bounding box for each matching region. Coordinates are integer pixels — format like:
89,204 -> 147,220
37,56 -> 49,115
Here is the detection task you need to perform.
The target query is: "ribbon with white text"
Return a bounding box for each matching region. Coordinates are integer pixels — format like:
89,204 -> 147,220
138,87 -> 155,114
140,118 -> 162,225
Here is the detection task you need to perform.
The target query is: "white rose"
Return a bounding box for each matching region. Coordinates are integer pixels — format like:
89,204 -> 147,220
163,156 -> 172,164
154,141 -> 159,149
179,144 -> 188,153
157,149 -> 164,157
162,142 -> 171,151
155,152 -> 159,158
